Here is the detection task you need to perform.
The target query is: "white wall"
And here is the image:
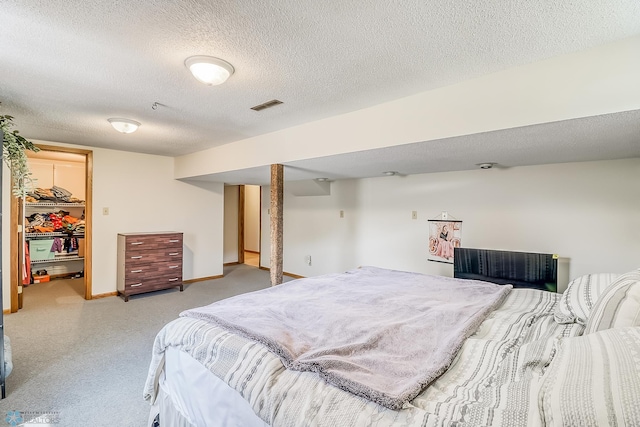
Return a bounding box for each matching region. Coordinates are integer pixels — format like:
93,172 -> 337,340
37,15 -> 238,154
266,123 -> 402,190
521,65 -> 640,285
262,159 -> 640,291
6,151 -> 636,309
28,157 -> 86,200
3,141 -> 225,309
244,185 -> 260,252
260,180 -> 361,271
223,185 -> 239,263
91,147 -> 224,295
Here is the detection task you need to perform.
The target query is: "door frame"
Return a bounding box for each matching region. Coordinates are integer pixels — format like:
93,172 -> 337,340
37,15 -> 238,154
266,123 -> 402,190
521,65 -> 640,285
237,185 -> 262,267
237,186 -> 245,264
10,144 -> 93,312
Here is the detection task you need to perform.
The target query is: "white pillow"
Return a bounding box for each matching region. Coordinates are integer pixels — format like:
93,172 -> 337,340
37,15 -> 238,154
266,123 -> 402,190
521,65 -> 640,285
539,326 -> 640,427
584,269 -> 640,334
554,273 -> 619,325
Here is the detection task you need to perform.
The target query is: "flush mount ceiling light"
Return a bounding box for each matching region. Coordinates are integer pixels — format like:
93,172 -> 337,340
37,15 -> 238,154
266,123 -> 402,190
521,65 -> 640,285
185,55 -> 235,86
107,118 -> 141,134
315,178 -> 329,182
382,171 -> 398,176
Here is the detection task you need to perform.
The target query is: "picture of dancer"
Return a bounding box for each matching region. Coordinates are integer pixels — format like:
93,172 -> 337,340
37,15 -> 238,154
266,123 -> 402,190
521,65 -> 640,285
428,220 -> 462,263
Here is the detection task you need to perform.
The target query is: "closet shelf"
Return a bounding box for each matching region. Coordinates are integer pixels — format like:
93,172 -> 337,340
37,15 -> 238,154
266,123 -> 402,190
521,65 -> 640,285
31,256 -> 84,264
25,232 -> 85,239
25,202 -> 85,208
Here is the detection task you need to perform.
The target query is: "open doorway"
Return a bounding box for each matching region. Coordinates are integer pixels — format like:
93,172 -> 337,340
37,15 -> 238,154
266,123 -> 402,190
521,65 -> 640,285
10,145 -> 93,312
223,185 -> 261,268
242,185 -> 261,267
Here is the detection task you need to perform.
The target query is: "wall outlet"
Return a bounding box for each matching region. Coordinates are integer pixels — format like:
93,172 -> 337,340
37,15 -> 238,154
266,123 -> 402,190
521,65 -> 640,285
412,211 -> 417,220
305,255 -> 312,266
103,207 -> 110,215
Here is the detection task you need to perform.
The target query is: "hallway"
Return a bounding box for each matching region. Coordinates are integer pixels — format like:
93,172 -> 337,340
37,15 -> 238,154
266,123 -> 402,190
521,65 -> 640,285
244,251 -> 259,267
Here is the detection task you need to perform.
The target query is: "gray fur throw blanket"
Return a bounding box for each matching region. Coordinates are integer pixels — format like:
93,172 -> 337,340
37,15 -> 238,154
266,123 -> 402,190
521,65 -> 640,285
181,266 -> 512,409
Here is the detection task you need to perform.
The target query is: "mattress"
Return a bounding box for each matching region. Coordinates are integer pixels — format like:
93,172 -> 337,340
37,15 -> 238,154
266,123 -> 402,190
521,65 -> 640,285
157,346 -> 268,427
145,288 -> 583,427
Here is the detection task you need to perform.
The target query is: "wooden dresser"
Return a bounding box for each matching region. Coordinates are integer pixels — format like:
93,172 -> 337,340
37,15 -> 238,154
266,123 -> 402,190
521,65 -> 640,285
117,232 -> 184,301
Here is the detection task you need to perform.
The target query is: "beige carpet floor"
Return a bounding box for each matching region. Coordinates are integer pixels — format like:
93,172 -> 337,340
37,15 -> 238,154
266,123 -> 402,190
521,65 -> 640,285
2,264 -> 280,426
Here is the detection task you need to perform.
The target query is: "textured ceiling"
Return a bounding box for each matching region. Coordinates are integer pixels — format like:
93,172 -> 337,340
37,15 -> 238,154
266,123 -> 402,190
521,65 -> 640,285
1,1 -> 640,176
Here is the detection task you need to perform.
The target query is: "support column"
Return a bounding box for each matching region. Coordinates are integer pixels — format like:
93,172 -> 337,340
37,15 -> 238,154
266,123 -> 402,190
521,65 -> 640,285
270,164 -> 284,286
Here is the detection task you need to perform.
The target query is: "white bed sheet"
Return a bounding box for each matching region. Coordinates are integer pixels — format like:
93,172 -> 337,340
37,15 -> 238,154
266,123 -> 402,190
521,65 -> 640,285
162,346 -> 268,427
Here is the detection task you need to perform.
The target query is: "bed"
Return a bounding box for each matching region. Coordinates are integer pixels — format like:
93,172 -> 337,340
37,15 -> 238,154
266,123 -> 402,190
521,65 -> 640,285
143,260 -> 640,427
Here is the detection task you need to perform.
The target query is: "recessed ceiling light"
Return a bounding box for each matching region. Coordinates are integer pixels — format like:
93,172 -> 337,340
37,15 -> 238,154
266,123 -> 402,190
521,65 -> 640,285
382,171 -> 398,176
108,118 -> 141,134
315,178 -> 329,182
185,56 -> 234,86
476,163 -> 496,169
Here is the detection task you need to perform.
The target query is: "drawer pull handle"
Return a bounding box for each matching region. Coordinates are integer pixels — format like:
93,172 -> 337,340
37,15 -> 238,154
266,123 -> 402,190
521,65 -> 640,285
169,265 -> 179,269
169,239 -> 180,243
168,278 -> 179,282
169,252 -> 179,256
130,256 -> 142,259
131,283 -> 143,287
131,242 -> 144,246
131,269 -> 143,273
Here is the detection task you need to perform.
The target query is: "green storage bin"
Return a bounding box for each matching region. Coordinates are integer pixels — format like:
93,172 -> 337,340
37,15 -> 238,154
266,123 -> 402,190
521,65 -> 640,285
29,239 -> 55,261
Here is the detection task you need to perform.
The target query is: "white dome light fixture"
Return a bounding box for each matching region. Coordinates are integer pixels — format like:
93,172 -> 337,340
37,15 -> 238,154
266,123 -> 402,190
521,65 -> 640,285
185,55 -> 235,86
108,118 -> 141,134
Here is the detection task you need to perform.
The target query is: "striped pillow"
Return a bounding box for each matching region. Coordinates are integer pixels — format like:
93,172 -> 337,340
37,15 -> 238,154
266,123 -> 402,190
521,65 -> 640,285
554,273 -> 619,325
584,269 -> 640,334
539,326 -> 640,427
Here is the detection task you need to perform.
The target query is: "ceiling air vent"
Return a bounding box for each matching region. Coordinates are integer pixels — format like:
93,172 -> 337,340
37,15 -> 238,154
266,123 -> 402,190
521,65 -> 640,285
251,99 -> 283,111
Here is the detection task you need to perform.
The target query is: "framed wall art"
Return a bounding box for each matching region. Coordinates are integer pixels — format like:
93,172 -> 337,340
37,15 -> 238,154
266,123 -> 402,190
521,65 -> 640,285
428,215 -> 462,264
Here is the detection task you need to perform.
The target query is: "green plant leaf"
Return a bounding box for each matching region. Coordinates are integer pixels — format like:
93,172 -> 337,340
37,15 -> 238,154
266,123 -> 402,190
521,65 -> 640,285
1,105 -> 40,197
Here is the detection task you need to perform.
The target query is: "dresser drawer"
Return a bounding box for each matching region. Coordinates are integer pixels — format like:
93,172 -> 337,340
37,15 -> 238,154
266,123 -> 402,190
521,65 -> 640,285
124,263 -> 182,284
125,275 -> 182,292
124,249 -> 183,265
125,235 -> 182,254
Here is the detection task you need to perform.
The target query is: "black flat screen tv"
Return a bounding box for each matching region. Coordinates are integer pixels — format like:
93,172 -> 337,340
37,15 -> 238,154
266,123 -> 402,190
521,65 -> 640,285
453,247 -> 558,292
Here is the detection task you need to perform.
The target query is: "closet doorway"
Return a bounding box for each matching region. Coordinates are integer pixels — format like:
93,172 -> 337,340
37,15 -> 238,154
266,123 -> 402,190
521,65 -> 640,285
10,145 -> 93,312
240,185 -> 261,268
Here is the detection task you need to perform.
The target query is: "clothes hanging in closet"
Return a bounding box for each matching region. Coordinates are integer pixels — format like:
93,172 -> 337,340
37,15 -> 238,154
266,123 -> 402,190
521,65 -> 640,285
22,242 -> 32,285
